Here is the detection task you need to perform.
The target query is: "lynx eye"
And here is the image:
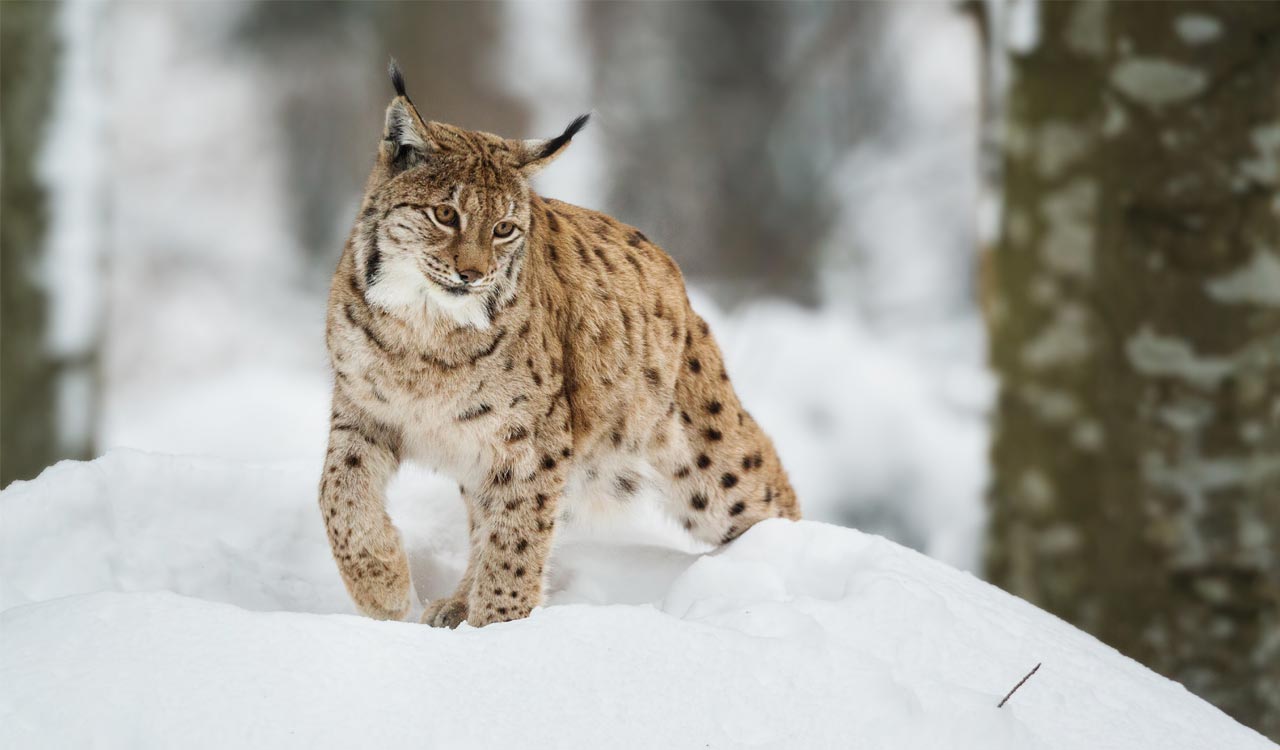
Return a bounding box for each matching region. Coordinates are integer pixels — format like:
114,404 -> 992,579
432,205 -> 458,227
494,221 -> 516,238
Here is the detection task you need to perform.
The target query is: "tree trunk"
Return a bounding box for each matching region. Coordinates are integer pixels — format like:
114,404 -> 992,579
1,1 -> 61,488
986,0 -> 1280,738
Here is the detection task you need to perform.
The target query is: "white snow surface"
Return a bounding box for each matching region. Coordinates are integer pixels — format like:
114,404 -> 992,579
1,452 -> 1267,749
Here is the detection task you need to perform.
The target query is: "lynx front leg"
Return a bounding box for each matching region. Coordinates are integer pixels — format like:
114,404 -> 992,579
464,448 -> 566,627
319,396 -> 409,620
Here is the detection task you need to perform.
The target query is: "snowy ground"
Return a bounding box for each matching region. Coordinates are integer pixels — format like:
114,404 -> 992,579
1,452 -> 1267,749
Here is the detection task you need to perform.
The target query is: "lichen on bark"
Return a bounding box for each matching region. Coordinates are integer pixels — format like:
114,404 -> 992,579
985,0 -> 1280,739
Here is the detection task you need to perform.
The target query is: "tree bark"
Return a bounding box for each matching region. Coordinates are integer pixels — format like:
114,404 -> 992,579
1,1 -> 61,487
986,0 -> 1280,738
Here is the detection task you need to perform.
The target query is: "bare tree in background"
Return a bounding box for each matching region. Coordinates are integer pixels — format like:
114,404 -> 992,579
1,2 -> 64,487
235,1 -> 532,268
584,1 -> 882,304
985,1 -> 1280,738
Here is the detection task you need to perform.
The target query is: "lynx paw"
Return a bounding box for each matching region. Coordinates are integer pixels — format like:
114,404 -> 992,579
421,596 -> 468,629
340,534 -> 412,621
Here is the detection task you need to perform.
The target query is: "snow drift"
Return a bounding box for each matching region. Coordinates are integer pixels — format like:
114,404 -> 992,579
0,451 -> 1268,749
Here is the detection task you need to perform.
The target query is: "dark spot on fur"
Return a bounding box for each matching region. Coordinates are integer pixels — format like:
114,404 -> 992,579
494,467 -> 513,485
690,493 -> 709,511
515,538 -> 529,554
681,411 -> 692,425
541,455 -> 557,471
592,246 -> 617,273
764,487 -> 774,504
364,247 -> 382,288
674,466 -> 691,479
615,474 -> 638,495
535,493 -> 548,511
343,304 -> 393,354
704,428 -> 723,442
707,401 -> 722,415
688,358 -> 702,374
643,367 -> 661,387
515,566 -> 526,578
728,501 -> 746,516
344,454 -> 361,468
505,426 -> 529,443
696,453 -> 712,469
457,403 -> 493,422
721,473 -> 739,489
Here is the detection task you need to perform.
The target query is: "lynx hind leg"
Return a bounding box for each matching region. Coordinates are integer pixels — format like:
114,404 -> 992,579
664,316 -> 801,545
320,402 -> 411,621
672,461 -> 799,548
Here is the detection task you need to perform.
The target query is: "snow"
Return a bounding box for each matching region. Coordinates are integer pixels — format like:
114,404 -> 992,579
1,452 -> 1268,749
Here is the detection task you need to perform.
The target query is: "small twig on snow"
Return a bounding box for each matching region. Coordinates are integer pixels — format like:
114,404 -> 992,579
997,663 -> 1041,708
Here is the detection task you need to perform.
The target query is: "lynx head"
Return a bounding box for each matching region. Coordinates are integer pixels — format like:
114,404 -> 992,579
354,59 -> 587,328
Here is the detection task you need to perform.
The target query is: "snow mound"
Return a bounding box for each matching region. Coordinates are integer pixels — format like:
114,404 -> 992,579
0,453 -> 1267,749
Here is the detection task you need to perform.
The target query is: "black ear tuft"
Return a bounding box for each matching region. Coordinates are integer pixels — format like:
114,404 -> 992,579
538,113 -> 590,160
388,57 -> 409,101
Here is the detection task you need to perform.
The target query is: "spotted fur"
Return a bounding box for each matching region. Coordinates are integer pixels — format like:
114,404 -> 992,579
320,62 -> 799,628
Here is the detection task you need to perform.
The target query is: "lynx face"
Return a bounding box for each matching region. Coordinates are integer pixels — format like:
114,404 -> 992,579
363,157 -> 531,324
356,75 -> 586,328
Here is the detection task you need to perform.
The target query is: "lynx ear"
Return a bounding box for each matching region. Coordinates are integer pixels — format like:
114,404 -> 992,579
382,59 -> 434,171
515,114 -> 590,177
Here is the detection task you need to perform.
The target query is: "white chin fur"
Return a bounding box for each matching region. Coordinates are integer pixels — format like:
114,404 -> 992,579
425,283 -> 492,330
366,256 -> 491,330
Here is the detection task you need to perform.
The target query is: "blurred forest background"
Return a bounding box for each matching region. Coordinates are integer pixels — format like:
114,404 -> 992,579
1,0 -> 1277,740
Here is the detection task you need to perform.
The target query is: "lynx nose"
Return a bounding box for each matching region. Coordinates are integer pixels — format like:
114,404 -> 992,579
457,268 -> 484,284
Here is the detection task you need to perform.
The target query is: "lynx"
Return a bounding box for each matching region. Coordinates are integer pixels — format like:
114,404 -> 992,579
320,62 -> 799,628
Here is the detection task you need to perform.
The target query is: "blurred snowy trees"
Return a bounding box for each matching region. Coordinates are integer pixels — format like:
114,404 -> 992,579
0,2 -> 95,487
1,1 -> 988,550
984,1 -> 1280,738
